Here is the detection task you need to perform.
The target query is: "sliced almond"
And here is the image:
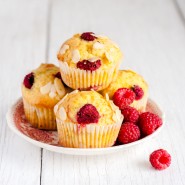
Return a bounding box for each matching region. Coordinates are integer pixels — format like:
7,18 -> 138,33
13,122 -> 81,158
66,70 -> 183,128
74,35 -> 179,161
112,113 -> 117,122
91,34 -> 107,39
72,49 -> 80,63
60,44 -> 69,55
49,91 -> 57,98
93,42 -> 104,49
110,48 -> 115,52
40,82 -> 52,94
110,41 -> 119,49
105,93 -> 109,101
70,90 -> 79,95
54,94 -> 68,114
88,57 -> 100,63
54,78 -> 66,97
105,52 -> 113,62
59,107 -> 67,120
50,84 -> 56,93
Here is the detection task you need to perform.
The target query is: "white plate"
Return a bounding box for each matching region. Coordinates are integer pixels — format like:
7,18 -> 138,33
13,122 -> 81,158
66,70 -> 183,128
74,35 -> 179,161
6,98 -> 164,155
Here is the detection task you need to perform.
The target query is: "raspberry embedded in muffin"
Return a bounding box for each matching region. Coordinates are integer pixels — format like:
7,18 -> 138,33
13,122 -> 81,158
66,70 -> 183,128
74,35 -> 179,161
77,104 -> 100,124
80,32 -> 97,41
23,72 -> 34,89
101,70 -> 148,112
57,33 -> 122,91
54,90 -> 123,148
77,60 -> 101,71
132,85 -> 144,100
21,63 -> 67,130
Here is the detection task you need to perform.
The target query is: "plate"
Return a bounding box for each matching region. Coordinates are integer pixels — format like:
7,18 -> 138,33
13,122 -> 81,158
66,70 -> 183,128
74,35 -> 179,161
6,98 -> 164,155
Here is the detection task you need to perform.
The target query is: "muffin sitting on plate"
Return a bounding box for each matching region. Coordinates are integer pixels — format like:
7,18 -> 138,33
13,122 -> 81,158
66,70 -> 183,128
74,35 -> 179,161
54,90 -> 123,148
22,63 -> 67,130
101,70 -> 148,112
57,32 -> 122,91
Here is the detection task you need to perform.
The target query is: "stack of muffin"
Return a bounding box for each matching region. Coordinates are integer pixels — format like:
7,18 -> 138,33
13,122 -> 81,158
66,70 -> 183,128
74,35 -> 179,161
21,32 -> 148,148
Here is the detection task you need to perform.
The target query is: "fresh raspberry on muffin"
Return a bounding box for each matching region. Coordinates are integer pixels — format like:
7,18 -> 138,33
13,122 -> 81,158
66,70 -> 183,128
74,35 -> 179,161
118,122 -> 140,144
150,149 -> 171,170
101,70 -> 148,112
121,106 -> 139,123
113,88 -> 135,109
54,90 -> 123,148
80,32 -> 97,41
77,104 -> 100,124
57,33 -> 122,91
132,85 -> 144,100
77,59 -> 101,71
23,72 -> 34,89
138,112 -> 162,136
22,64 -> 67,130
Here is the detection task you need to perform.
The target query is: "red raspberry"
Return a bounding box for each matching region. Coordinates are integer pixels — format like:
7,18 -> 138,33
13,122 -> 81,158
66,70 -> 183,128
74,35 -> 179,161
150,149 -> 171,170
80,32 -> 97,41
23,72 -> 34,89
55,72 -> 62,79
121,106 -> 139,123
132,85 -> 144,100
77,104 -> 100,124
113,88 -> 135,109
118,122 -> 140,144
138,112 -> 162,136
77,60 -> 101,71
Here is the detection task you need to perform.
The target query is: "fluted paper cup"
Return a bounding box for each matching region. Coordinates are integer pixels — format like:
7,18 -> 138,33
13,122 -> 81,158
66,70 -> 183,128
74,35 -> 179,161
59,62 -> 120,91
23,98 -> 57,130
56,119 -> 122,148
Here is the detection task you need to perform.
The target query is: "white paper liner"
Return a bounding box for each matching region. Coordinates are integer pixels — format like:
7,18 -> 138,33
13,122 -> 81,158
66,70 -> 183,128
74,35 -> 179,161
23,98 -> 57,130
59,62 -> 119,91
56,120 -> 122,148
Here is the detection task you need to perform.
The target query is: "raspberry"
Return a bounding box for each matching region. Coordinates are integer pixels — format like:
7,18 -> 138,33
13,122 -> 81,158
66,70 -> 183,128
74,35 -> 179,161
150,149 -> 171,170
138,112 -> 162,136
132,85 -> 144,100
77,104 -> 100,124
121,106 -> 139,123
77,60 -> 101,71
118,122 -> 140,144
113,88 -> 135,109
80,32 -> 97,41
55,72 -> 62,79
23,72 -> 34,89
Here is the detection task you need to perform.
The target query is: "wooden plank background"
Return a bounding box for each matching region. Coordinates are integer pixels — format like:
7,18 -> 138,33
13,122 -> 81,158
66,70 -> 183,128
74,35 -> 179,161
0,0 -> 185,184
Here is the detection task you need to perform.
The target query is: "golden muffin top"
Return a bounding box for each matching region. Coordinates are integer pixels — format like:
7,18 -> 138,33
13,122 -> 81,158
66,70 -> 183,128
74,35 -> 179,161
22,63 -> 67,108
57,32 -> 123,70
101,70 -> 148,99
54,90 -> 123,125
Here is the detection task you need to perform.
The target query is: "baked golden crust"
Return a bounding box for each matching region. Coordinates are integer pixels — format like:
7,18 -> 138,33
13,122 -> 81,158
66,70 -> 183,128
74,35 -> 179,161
57,33 -> 123,70
54,90 -> 123,126
101,70 -> 149,112
22,63 -> 67,108
54,90 -> 123,148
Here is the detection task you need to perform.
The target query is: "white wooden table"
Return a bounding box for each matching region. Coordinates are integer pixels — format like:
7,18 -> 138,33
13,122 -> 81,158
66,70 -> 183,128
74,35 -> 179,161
1,0 -> 185,184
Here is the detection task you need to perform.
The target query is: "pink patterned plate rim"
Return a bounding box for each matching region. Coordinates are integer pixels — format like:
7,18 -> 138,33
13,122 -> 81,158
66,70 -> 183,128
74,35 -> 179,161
6,98 -> 165,155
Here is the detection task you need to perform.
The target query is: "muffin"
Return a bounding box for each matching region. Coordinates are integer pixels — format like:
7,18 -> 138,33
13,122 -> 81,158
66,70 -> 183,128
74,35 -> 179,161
54,90 -> 123,148
57,32 -> 122,91
22,63 -> 67,130
101,70 -> 148,112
